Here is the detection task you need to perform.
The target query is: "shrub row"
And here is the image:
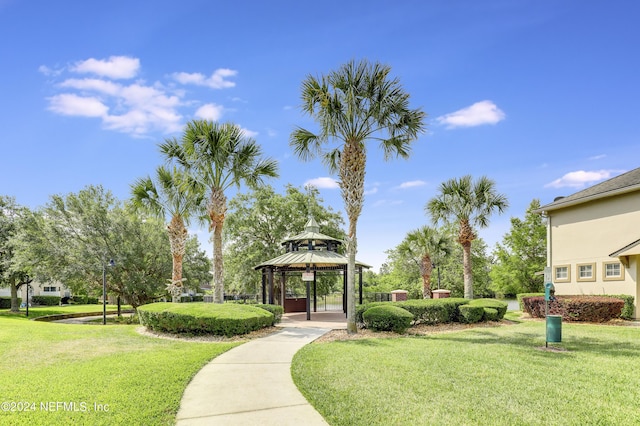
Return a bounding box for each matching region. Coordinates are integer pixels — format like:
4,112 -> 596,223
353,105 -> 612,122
70,295 -> 99,304
522,295 -> 625,322
255,304 -> 283,323
0,297 -> 21,309
31,295 -> 61,306
517,293 -> 543,312
138,302 -> 277,336
179,295 -> 204,302
357,298 -> 508,331
356,298 -> 468,326
362,305 -> 413,333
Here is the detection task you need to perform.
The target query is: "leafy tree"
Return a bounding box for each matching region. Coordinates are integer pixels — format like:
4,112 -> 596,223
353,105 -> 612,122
426,175 -> 508,299
161,120 -> 278,303
377,246 -> 422,298
11,186 -> 210,309
290,59 -> 425,332
490,199 -> 546,296
437,233 -> 493,298
223,184 -> 344,295
131,165 -> 203,301
0,196 -> 32,311
397,226 -> 452,298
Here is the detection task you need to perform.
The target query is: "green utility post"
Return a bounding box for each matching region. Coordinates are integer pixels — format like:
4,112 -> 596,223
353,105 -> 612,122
544,281 -> 561,347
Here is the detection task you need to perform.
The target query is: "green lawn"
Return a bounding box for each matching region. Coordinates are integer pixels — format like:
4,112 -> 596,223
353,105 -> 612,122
0,316 -> 238,425
292,318 -> 640,426
0,304 -> 134,319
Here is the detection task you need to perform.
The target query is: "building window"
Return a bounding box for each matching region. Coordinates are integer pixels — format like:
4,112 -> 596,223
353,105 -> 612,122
43,286 -> 58,292
603,261 -> 625,281
577,263 -> 596,282
554,265 -> 570,283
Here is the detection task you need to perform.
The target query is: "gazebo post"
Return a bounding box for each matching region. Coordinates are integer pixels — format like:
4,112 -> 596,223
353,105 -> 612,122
261,270 -> 266,304
313,271 -> 317,312
281,271 -> 286,310
343,266 -> 347,316
359,266 -> 363,305
268,267 -> 274,305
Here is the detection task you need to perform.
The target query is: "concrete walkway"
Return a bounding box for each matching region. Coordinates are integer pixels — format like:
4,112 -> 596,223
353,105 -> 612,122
176,312 -> 346,425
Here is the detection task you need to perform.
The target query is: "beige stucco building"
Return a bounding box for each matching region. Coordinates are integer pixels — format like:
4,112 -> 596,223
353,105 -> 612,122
537,167 -> 640,319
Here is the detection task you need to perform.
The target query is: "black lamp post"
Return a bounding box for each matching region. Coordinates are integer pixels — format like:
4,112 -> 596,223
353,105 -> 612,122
25,274 -> 30,317
103,259 -> 114,325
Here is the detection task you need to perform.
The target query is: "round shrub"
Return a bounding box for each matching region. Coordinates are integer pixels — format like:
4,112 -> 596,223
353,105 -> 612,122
468,299 -> 508,319
138,302 -> 275,336
362,305 -> 413,333
483,308 -> 499,321
458,305 -> 484,324
255,304 -> 284,323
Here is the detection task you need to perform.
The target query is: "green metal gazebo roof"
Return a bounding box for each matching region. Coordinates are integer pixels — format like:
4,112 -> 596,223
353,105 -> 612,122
255,216 -> 371,270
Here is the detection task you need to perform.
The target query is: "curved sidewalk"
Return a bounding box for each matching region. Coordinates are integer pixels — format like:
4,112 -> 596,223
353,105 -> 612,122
175,313 -> 345,425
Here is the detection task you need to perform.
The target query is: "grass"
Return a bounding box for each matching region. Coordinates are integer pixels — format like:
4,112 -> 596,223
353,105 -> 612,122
0,304 -> 134,319
292,317 -> 640,426
0,315 -> 238,425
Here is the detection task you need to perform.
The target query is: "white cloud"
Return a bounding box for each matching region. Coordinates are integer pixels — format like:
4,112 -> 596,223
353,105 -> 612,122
373,199 -> 403,207
173,68 -> 237,89
70,56 -> 140,79
304,177 -> 340,189
47,94 -> 108,117
397,180 -> 427,189
544,169 -> 621,189
589,154 -> 606,161
42,56 -> 243,137
60,78 -> 121,96
436,100 -> 505,129
364,187 -> 378,195
195,103 -> 224,121
240,127 -> 259,138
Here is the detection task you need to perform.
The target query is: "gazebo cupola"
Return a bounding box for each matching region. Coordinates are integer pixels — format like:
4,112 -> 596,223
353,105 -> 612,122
282,216 -> 342,254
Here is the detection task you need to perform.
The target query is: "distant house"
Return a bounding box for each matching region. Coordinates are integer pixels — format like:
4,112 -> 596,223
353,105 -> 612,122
536,167 -> 640,319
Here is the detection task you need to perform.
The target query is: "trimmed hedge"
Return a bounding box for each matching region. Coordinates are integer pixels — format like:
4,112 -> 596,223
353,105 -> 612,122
0,297 -> 21,309
522,295 -> 625,322
255,304 -> 283,323
399,298 -> 469,325
459,305 -> 484,323
138,302 -> 275,336
483,308 -> 499,321
468,299 -> 508,320
31,295 -> 61,306
607,294 -> 635,320
362,305 -> 413,333
356,298 -> 469,326
71,295 -> 99,304
517,293 -> 543,311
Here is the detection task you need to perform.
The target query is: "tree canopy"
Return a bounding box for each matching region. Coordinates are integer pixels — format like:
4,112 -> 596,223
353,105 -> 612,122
490,199 -> 546,296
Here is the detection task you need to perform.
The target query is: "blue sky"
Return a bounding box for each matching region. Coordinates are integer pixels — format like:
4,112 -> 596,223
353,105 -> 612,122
1,0 -> 639,271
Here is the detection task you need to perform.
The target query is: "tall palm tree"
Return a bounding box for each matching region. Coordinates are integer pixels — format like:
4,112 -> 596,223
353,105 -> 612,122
290,60 -> 425,333
161,120 -> 278,303
131,166 -> 202,301
426,175 -> 508,299
399,226 -> 451,299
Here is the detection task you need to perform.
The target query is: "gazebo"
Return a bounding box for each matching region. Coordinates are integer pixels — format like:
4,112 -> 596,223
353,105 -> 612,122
254,217 -> 371,320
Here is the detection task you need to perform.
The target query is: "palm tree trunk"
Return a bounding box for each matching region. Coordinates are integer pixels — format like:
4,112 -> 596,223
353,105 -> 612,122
421,254 -> 433,299
209,187 -> 227,304
167,215 -> 187,303
462,241 -> 473,299
341,140 -> 365,334
458,219 -> 475,300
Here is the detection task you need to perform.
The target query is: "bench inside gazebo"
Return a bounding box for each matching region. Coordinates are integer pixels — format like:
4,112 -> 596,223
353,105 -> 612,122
254,217 -> 370,320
